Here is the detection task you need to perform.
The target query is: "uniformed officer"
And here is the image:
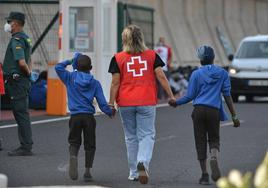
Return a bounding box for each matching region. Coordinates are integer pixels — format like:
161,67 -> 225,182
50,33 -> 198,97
3,12 -> 33,156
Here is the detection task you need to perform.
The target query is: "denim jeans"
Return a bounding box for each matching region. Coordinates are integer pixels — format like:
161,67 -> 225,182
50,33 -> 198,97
119,106 -> 156,178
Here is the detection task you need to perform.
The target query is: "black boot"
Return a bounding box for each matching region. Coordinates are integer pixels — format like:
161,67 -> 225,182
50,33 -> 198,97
69,146 -> 79,180
84,168 -> 93,182
199,173 -> 209,185
0,139 -> 2,151
8,147 -> 33,156
210,159 -> 221,182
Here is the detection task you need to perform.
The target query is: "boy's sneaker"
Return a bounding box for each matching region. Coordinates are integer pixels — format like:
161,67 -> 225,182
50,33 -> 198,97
137,162 -> 149,184
210,159 -> 221,182
128,175 -> 138,181
8,147 -> 33,156
84,170 -> 93,182
199,173 -> 209,185
69,156 -> 78,180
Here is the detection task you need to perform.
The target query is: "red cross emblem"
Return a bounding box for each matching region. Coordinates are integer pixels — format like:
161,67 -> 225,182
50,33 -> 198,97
156,48 -> 163,54
127,56 -> 147,77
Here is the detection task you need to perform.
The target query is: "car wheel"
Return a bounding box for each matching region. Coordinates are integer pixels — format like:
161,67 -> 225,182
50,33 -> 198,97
231,94 -> 239,103
246,95 -> 254,103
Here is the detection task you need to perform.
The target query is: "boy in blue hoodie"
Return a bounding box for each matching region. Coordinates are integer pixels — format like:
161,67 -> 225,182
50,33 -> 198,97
55,53 -> 115,182
169,46 -> 240,185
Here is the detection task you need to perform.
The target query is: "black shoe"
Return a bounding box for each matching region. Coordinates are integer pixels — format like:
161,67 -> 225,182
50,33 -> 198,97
84,171 -> 93,182
199,173 -> 209,185
8,148 -> 33,156
0,139 -> 2,151
69,156 -> 78,180
210,159 -> 221,182
137,162 -> 149,184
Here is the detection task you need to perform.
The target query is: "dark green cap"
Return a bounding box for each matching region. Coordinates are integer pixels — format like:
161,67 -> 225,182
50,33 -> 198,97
5,12 -> 25,23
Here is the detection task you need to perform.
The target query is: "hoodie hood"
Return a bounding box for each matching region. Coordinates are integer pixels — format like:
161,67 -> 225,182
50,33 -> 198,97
200,65 -> 223,84
73,71 -> 94,91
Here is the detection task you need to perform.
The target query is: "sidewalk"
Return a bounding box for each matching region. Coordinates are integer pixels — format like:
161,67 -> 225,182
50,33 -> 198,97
0,109 -> 47,122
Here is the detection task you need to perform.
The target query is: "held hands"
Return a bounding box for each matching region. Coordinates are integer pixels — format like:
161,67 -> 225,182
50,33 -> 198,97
168,97 -> 177,108
109,103 -> 116,118
232,115 -> 240,128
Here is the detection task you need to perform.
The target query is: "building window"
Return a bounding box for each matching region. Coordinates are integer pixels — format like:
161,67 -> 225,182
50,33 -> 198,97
69,7 -> 94,52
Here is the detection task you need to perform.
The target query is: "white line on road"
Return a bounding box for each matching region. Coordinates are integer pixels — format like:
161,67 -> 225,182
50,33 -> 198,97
57,162 -> 69,172
1,103 -> 244,129
155,135 -> 177,142
0,117 -> 70,129
221,120 -> 244,127
0,103 -> 170,129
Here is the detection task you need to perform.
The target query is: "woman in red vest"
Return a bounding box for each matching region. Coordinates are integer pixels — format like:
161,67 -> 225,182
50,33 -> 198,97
108,25 -> 175,184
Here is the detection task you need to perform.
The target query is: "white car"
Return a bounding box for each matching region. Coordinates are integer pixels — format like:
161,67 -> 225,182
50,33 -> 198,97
229,35 -> 268,102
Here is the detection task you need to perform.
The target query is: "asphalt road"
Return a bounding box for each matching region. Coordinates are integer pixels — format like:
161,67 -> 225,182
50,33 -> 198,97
0,102 -> 268,188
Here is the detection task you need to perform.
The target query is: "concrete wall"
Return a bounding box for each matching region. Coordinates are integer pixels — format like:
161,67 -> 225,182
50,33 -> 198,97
1,0 -> 268,67
162,0 -> 197,64
125,0 -> 268,66
256,0 -> 268,34
206,0 -> 229,64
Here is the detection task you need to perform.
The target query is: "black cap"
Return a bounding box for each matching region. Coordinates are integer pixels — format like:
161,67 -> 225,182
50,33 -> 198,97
5,12 -> 25,23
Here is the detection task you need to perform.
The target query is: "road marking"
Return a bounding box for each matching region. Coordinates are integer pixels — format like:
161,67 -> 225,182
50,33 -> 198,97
0,103 -> 244,129
157,103 -> 169,108
0,116 -> 70,129
221,120 -> 244,127
57,162 -> 69,172
155,135 -> 177,142
0,103 -> 170,129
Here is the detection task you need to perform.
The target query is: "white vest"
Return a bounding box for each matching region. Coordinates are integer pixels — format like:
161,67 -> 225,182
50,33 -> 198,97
155,46 -> 168,71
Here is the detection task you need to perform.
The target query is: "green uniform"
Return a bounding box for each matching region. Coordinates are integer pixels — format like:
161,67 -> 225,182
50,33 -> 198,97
3,31 -> 33,151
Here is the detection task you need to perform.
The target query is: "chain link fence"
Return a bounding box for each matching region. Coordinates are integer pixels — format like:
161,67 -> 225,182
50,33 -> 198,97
0,1 -> 59,72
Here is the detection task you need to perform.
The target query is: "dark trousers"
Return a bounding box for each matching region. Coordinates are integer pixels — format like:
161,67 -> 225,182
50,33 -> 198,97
68,113 -> 96,168
11,97 -> 33,151
6,78 -> 33,150
191,105 -> 220,160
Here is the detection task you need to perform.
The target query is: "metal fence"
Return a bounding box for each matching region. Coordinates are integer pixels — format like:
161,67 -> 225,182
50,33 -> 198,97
117,2 -> 154,51
0,0 -> 59,71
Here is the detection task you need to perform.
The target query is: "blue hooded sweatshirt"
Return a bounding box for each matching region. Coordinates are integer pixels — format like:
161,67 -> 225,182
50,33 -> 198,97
55,60 -> 112,116
176,64 -> 231,121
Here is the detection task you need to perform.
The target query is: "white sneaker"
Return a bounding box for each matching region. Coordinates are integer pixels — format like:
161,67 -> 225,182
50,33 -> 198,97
128,175 -> 138,181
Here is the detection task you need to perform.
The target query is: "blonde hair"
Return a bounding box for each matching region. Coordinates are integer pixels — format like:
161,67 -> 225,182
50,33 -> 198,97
122,25 -> 148,54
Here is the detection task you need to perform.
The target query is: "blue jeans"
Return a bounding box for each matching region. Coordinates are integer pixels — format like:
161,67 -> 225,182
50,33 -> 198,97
119,106 -> 156,178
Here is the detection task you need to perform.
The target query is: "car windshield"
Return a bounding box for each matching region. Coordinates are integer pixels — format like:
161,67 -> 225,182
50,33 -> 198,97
236,41 -> 268,59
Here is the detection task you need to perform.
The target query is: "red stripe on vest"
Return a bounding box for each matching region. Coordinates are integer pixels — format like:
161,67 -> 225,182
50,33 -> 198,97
115,50 -> 157,106
0,64 -> 5,95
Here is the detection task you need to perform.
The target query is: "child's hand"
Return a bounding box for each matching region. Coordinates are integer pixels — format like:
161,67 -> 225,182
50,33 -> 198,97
168,98 -> 177,108
109,104 -> 116,118
232,116 -> 240,127
111,108 -> 116,118
71,52 -> 82,70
